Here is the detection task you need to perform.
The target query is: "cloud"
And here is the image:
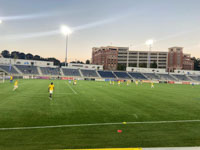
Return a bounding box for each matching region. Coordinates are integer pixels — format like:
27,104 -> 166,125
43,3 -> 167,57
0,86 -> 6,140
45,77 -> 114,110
2,15 -> 126,40
0,11 -> 60,21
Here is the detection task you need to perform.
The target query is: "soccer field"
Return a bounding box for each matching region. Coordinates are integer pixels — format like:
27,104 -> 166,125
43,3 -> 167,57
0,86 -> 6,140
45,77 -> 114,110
0,79 -> 200,150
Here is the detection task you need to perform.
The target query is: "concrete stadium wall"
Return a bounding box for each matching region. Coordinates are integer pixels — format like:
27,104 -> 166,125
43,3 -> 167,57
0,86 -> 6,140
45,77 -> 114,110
174,70 -> 200,75
126,67 -> 166,73
0,57 -> 54,67
66,63 -> 103,70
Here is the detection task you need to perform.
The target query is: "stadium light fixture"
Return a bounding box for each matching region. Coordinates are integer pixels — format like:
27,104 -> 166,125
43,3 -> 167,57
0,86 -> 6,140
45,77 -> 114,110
61,25 -> 72,36
145,39 -> 154,46
60,25 -> 73,67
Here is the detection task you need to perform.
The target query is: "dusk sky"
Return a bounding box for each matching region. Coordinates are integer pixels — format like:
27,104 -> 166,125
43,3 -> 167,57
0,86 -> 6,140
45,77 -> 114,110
0,0 -> 200,62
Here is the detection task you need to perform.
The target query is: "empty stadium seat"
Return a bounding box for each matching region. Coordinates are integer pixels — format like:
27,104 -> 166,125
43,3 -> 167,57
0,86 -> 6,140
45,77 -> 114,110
40,67 -> 60,75
81,69 -> 98,77
189,76 -> 200,81
172,74 -> 190,81
62,68 -> 81,76
0,65 -> 19,74
98,71 -> 116,78
158,74 -> 177,81
128,72 -> 147,80
143,73 -> 160,80
15,65 -> 38,75
113,71 -> 131,79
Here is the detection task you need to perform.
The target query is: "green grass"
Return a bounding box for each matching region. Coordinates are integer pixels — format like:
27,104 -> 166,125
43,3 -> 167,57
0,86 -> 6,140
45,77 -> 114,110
0,79 -> 200,150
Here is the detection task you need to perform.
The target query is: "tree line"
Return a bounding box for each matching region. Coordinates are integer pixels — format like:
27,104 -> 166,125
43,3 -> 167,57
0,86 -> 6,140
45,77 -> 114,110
1,50 -> 90,66
191,57 -> 200,70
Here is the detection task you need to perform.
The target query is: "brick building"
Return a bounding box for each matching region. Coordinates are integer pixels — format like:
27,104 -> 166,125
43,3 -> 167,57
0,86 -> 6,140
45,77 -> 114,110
92,46 -> 118,70
92,46 -> 168,70
168,47 -> 194,72
92,46 -> 194,71
183,54 -> 194,70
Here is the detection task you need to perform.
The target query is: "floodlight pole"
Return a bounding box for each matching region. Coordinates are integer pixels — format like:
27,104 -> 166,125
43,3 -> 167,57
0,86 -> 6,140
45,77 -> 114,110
65,34 -> 69,67
126,49 -> 129,68
148,44 -> 152,68
127,45 -> 131,68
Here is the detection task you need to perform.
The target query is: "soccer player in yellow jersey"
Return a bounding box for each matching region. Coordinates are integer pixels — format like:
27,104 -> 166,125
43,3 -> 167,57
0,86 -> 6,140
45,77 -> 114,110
151,82 -> 154,88
112,81 -> 115,85
10,76 -> 13,83
126,80 -> 130,86
13,80 -> 18,91
48,82 -> 54,100
118,80 -> 120,86
135,80 -> 138,86
73,79 -> 77,85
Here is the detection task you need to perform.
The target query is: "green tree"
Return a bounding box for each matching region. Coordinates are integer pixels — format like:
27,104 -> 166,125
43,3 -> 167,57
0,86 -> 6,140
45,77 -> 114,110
129,63 -> 137,67
139,63 -> 147,68
86,60 -> 90,64
19,53 -> 26,59
1,50 -> 10,58
117,64 -> 126,71
47,58 -> 61,66
11,51 -> 19,59
33,55 -> 41,60
26,53 -> 33,60
151,61 -> 157,68
191,57 -> 200,70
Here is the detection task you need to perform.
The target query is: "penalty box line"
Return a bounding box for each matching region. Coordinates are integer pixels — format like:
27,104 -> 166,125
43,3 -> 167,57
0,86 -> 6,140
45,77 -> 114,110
0,119 -> 200,131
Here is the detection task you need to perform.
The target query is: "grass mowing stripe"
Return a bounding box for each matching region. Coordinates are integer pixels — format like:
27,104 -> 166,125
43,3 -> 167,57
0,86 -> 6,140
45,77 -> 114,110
1,119 -> 200,131
65,82 -> 77,94
1,80 -> 200,149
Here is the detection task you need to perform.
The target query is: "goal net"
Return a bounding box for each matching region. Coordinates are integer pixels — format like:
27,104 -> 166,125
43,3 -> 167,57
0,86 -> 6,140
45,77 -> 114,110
0,72 -> 5,83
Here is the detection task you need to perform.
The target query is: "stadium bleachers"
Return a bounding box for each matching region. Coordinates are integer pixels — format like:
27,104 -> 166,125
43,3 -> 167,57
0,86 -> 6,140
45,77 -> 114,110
128,72 -> 147,80
0,65 -> 19,74
98,71 -> 116,78
158,74 -> 177,81
40,67 -> 60,75
113,71 -> 131,79
1,63 -> 200,82
188,76 -> 200,81
62,68 -> 81,76
172,74 -> 190,81
143,73 -> 160,80
15,65 -> 38,75
81,69 -> 99,77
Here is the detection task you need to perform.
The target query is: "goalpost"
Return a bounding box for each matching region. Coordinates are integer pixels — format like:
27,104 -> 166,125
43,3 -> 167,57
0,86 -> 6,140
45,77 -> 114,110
0,72 -> 5,83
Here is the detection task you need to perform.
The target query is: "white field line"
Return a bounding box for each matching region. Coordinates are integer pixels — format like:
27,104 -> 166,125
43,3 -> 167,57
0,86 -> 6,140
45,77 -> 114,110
134,114 -> 138,119
66,83 -> 77,94
24,93 -> 74,95
1,119 -> 200,131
